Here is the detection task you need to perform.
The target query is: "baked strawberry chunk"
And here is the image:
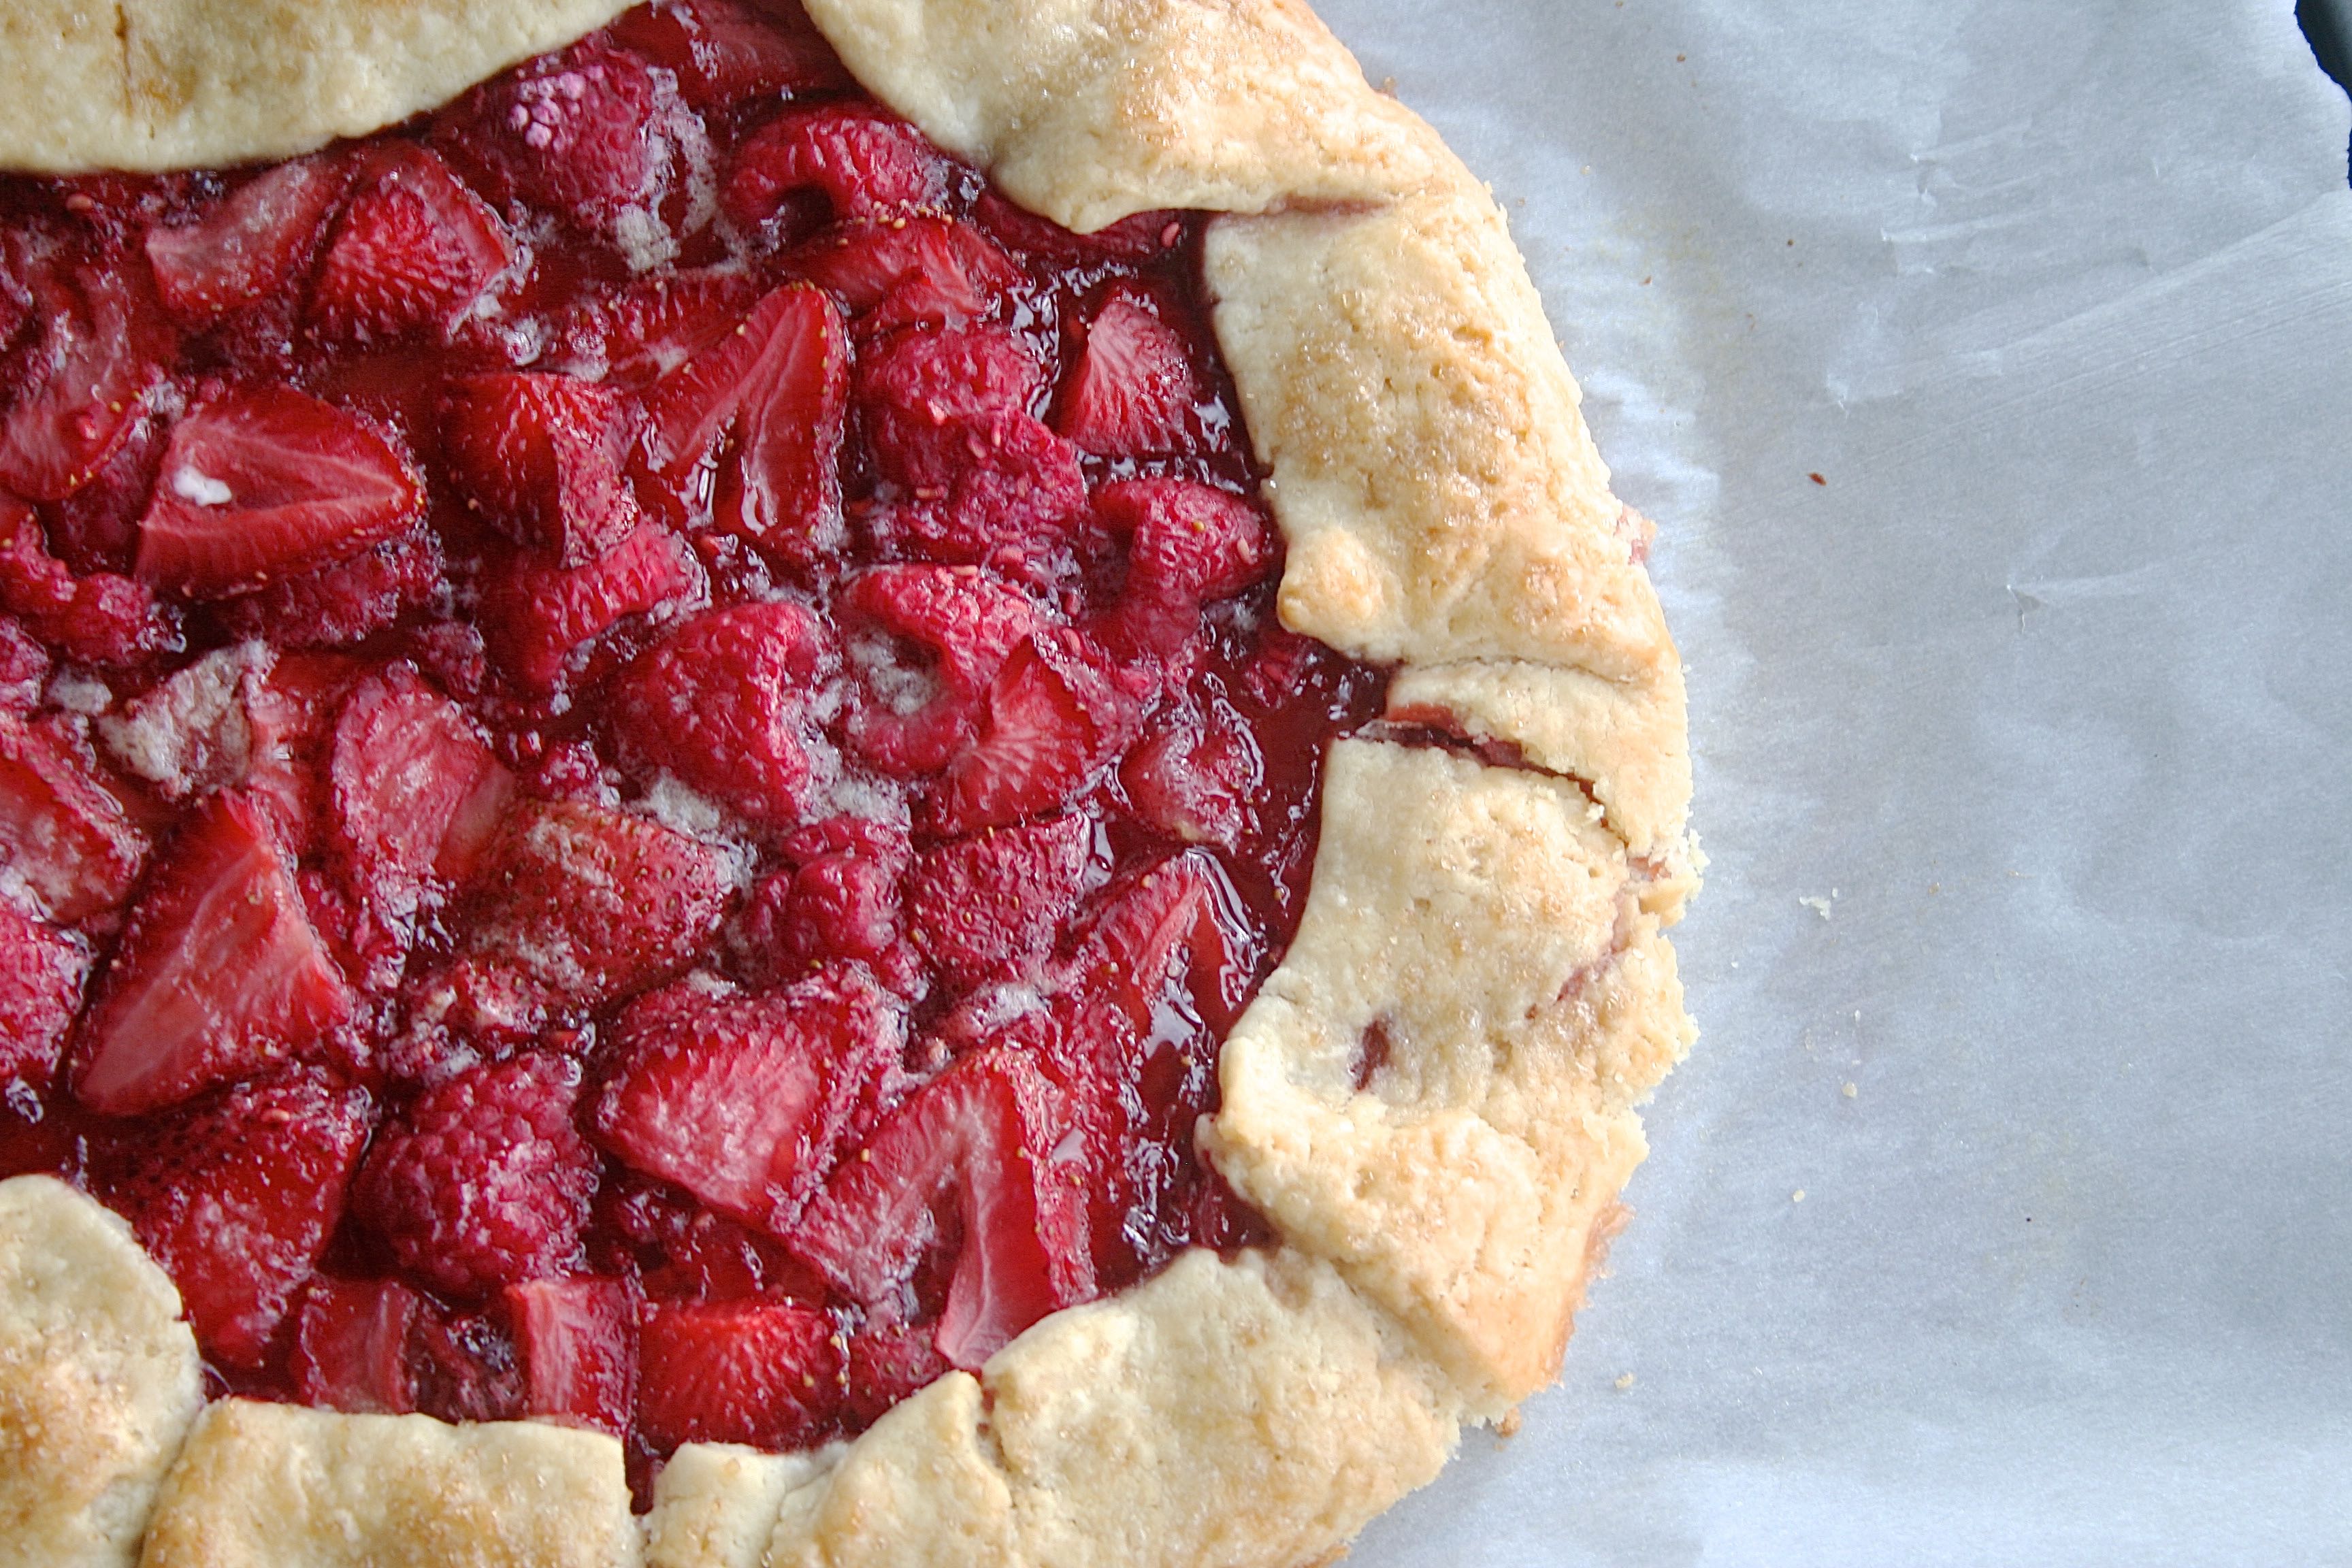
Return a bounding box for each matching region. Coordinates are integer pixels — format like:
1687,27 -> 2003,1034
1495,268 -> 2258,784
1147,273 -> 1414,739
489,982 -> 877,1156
144,154 -> 352,331
476,521 -> 703,696
0,710 -> 149,923
73,791 -> 355,1115
607,600 -> 831,828
788,1049 -> 1093,1370
291,1277 -> 425,1415
637,1297 -> 840,1450
91,1072 -> 374,1367
0,497 -> 180,666
0,900 -> 84,1092
310,146 -> 511,344
593,967 -> 902,1232
0,238 -> 174,501
791,215 -> 1021,332
440,374 -> 642,567
135,387 -> 424,599
928,627 -> 1154,834
213,525 -> 446,651
906,813 -> 1096,987
506,1276 -> 641,1435
639,282 -> 847,564
1054,287 -> 1210,457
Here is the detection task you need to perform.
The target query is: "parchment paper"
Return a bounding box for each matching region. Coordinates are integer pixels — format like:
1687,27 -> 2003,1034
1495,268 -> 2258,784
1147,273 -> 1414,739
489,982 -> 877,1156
1315,1 -> 2352,1561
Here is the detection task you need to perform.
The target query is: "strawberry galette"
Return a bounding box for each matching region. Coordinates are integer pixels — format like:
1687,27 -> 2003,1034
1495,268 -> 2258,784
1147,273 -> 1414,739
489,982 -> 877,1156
0,1 -> 1697,1565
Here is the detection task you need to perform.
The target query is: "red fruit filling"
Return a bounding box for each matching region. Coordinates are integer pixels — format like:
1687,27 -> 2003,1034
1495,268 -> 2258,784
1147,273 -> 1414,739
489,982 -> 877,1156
0,0 -> 1387,1495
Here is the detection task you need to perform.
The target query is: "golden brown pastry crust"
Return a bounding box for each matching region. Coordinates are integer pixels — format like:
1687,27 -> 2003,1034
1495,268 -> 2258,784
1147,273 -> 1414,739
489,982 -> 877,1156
0,1 -> 1697,1563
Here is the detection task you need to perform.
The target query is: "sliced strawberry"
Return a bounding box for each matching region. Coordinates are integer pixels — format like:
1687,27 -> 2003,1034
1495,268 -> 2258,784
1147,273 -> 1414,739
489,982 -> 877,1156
73,791 -> 355,1115
787,1050 -> 1093,1370
308,146 -> 511,345
858,326 -> 1048,489
214,524 -> 445,651
355,1052 -> 599,1298
906,814 -> 1096,989
439,798 -> 732,1026
1053,289 -> 1209,457
0,495 -> 181,665
1056,849 -> 1254,1039
135,386 -> 423,600
438,41 -> 681,242
0,711 -> 150,923
90,1072 -> 374,1368
441,373 -> 640,567
726,816 -> 913,984
0,900 -> 87,1092
144,154 -> 353,331
329,664 -> 514,990
640,283 -> 847,566
598,1171 -> 822,1302
554,267 -> 760,385
0,617 -> 46,710
1120,696 -> 1263,851
235,650 -> 371,853
723,103 -> 945,231
291,1277 -> 423,1414
42,406 -> 169,574
841,1322 -> 949,1431
790,216 -> 1020,333
504,1276 -> 639,1435
926,627 -> 1153,835
0,238 -> 176,501
838,564 -> 1041,777
1100,477 -> 1273,609
635,1297 -> 839,1451
607,600 -> 830,828
476,521 -> 702,696
607,0 -> 851,108
593,966 -> 903,1232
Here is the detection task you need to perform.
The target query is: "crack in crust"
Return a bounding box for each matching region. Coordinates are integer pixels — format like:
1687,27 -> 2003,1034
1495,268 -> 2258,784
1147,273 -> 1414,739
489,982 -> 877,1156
0,1 -> 1698,1563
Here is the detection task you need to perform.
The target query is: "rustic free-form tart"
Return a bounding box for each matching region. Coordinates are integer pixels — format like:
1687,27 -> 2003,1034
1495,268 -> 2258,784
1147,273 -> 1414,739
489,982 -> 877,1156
0,3 -> 1698,1565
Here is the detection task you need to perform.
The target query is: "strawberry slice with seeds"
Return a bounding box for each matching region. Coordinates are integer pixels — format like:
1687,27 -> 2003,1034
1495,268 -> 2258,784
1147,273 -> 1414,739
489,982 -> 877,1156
355,1052 -> 600,1298
788,1048 -> 1094,1371
144,154 -> 353,331
214,524 -> 445,651
841,1322 -> 949,1430
838,564 -> 1041,778
1094,480 -> 1273,659
0,238 -> 176,502
555,267 -> 760,385
593,966 -> 904,1232
291,1277 -> 423,1414
640,283 -> 847,566
505,1276 -> 640,1436
926,627 -> 1154,836
441,373 -> 640,567
0,712 -> 149,924
0,900 -> 87,1093
329,663 -> 514,990
1054,289 -> 1209,457
971,192 -> 1188,267
309,145 -> 511,345
72,790 -> 355,1115
476,521 -> 703,696
636,1297 -> 840,1451
607,600 -> 831,828
608,0 -> 851,108
1120,696 -> 1264,852
90,1072 -> 374,1368
906,813 -> 1096,989
135,386 -> 423,600
0,493 -> 182,666
438,798 -> 732,1028
791,216 -> 1020,333
723,103 -> 946,229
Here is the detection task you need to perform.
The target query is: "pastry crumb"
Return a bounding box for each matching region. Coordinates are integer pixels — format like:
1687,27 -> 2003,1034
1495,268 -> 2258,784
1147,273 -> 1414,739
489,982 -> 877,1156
1613,1372 -> 1635,1391
1791,1189 -> 1807,1203
1842,1081 -> 1858,1098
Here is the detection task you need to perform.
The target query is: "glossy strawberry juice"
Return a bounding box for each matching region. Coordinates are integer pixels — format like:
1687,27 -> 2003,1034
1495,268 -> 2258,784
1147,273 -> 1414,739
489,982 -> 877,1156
0,0 -> 1384,1488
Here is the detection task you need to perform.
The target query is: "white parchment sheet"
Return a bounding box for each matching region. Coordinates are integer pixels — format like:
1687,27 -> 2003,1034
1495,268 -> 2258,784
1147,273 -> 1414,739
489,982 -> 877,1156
1312,1 -> 2352,1562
